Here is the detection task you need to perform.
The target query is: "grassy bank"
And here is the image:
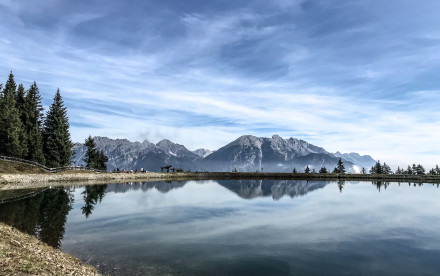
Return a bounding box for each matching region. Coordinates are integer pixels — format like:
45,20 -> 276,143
0,222 -> 100,275
0,160 -> 47,174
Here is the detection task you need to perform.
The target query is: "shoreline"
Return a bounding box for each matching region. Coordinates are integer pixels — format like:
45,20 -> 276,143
1,171 -> 440,190
0,222 -> 100,275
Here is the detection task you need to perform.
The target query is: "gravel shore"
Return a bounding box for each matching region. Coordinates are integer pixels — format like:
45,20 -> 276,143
0,172 -> 199,190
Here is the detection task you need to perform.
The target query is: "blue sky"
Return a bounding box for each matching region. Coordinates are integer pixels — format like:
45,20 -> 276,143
1,0 -> 439,168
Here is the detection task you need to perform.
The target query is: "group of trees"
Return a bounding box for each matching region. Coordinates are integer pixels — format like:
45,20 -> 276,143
83,136 -> 108,170
371,161 -> 440,176
300,159 -> 440,176
395,164 -> 440,176
369,161 -> 392,174
294,159 -> 440,176
0,72 -> 72,167
0,72 -> 108,170
297,158 -> 346,174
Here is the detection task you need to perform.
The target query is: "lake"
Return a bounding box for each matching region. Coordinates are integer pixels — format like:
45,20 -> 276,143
1,180 -> 440,275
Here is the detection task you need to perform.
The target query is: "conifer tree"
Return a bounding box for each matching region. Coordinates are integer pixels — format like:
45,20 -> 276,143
0,72 -> 24,157
319,167 -> 328,173
96,149 -> 108,171
415,164 -> 425,175
24,82 -> 45,164
336,158 -> 346,174
305,166 -> 310,173
43,89 -> 72,167
83,135 -> 97,169
382,162 -> 391,174
375,160 -> 383,174
16,84 -> 26,118
16,84 -> 28,158
83,136 -> 108,170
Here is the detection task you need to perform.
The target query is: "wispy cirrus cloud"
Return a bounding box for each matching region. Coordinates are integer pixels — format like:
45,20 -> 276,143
0,0 -> 439,168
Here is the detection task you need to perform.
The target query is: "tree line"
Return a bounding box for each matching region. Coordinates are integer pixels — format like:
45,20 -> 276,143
372,161 -> 440,176
297,158 -> 346,174
0,72 -> 108,170
0,72 -> 72,167
297,158 -> 440,176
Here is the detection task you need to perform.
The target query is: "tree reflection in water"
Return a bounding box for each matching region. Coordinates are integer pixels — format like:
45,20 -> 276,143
0,188 -> 73,248
81,184 -> 107,218
338,180 -> 345,193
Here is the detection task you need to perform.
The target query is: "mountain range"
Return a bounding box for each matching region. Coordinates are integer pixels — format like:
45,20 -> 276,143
72,135 -> 376,172
101,180 -> 332,200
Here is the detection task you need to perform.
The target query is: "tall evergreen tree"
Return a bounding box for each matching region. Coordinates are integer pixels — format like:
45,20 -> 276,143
24,82 -> 45,164
0,72 -> 24,157
338,158 -> 346,174
43,89 -> 72,167
16,84 -> 29,158
415,164 -> 425,175
305,166 -> 310,173
96,149 -> 108,171
83,135 -> 97,169
83,136 -> 108,170
405,165 -> 413,175
382,162 -> 392,174
16,84 -> 26,117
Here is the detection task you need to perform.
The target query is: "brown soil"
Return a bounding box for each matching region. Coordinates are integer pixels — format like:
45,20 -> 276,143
0,222 -> 100,275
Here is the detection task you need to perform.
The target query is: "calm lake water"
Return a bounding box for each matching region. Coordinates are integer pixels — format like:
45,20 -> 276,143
1,180 -> 440,275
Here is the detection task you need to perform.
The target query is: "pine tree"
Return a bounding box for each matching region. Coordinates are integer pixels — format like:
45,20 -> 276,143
83,135 -> 96,168
374,160 -> 383,174
43,89 -> 72,167
361,167 -> 366,174
24,82 -> 45,164
436,165 -> 440,175
415,164 -> 425,175
16,84 -> 26,118
16,84 -> 28,158
304,166 -> 310,173
96,149 -> 108,170
292,167 -> 297,173
319,167 -> 328,173
382,162 -> 391,174
0,72 -> 24,157
336,158 -> 345,174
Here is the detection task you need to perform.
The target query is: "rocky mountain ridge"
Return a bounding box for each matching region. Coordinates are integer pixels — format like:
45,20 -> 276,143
72,135 -> 376,172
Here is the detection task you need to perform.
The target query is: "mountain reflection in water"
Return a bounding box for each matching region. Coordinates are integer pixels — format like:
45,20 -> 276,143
1,180 -> 440,276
